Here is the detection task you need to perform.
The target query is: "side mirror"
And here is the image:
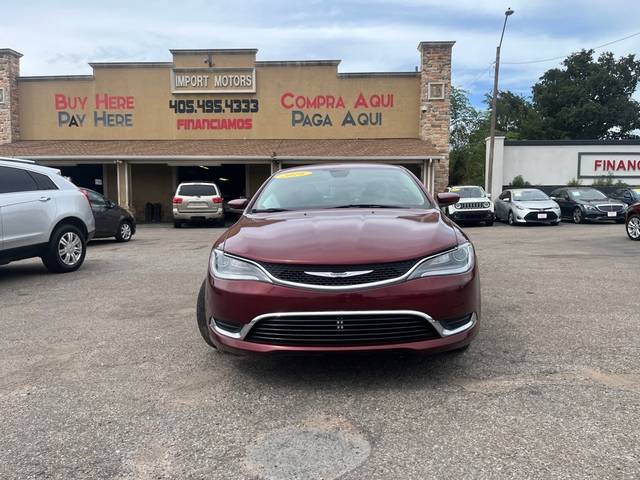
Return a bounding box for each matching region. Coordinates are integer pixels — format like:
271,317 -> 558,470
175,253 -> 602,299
106,200 -> 116,209
228,198 -> 248,210
486,193 -> 491,198
436,192 -> 459,207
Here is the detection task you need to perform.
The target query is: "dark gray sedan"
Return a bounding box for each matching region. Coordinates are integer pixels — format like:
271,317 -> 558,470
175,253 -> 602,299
80,188 -> 136,242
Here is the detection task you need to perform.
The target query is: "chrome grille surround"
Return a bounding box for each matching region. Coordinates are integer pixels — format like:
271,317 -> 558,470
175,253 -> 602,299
211,311 -> 478,342
596,204 -> 624,213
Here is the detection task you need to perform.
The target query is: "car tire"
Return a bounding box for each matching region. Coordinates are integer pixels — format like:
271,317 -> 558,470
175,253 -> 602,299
115,220 -> 133,242
627,215 -> 640,241
173,220 -> 182,228
485,219 -> 494,226
197,279 -> 217,349
572,207 -> 585,224
41,224 -> 87,273
507,211 -> 515,226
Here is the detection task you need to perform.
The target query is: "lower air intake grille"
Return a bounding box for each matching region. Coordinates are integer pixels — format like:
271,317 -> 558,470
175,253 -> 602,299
245,313 -> 440,346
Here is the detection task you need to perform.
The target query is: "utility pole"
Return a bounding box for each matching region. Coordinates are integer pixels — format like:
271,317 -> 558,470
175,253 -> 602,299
486,8 -> 514,195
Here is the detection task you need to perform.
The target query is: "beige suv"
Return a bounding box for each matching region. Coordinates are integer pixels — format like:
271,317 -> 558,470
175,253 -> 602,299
172,182 -> 224,228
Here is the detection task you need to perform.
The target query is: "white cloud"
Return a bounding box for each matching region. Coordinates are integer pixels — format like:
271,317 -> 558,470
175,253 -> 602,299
2,0 -> 639,106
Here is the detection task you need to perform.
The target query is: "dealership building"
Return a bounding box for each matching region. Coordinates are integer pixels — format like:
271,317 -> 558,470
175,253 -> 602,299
487,137 -> 640,197
0,43 -> 454,221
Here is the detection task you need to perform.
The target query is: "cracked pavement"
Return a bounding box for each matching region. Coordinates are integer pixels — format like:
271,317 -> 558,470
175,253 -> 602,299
1,222 -> 639,479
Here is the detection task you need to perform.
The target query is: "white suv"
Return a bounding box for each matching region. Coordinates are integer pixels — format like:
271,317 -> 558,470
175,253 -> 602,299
172,182 -> 224,227
0,158 -> 96,273
445,185 -> 495,226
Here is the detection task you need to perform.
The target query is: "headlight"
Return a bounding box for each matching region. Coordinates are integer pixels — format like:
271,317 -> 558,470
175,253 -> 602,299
483,201 -> 490,208
408,243 -> 474,279
584,204 -> 597,211
455,203 -> 462,209
513,202 -> 525,210
209,249 -> 272,282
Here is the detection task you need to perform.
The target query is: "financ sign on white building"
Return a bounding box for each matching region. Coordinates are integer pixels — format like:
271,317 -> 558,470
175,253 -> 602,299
486,138 -> 640,198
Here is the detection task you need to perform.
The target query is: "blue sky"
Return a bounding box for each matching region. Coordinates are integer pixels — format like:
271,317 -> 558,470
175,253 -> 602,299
3,0 -> 640,108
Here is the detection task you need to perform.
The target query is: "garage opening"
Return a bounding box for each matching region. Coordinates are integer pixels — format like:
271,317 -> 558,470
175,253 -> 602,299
177,164 -> 246,201
58,165 -> 104,194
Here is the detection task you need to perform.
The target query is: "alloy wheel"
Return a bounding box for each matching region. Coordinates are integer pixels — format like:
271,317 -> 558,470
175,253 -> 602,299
573,208 -> 583,224
58,232 -> 83,266
120,222 -> 132,240
627,216 -> 640,240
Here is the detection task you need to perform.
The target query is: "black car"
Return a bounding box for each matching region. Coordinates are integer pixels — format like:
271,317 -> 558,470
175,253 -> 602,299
550,187 -> 627,224
610,187 -> 640,206
80,188 -> 136,241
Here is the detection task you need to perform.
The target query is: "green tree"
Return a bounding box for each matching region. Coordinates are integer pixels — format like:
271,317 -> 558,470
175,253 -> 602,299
449,87 -> 487,186
489,90 -> 543,139
532,49 -> 640,139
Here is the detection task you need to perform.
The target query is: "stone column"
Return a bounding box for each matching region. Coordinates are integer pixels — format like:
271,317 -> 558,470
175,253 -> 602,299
418,41 -> 454,193
0,49 -> 22,145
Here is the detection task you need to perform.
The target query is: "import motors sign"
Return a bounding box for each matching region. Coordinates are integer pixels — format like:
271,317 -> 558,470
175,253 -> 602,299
171,68 -> 256,94
578,152 -> 640,178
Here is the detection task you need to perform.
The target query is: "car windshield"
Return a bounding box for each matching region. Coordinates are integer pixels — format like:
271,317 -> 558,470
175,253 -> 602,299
451,186 -> 485,198
252,167 -> 430,212
178,184 -> 217,196
512,189 -> 549,201
569,189 -> 606,201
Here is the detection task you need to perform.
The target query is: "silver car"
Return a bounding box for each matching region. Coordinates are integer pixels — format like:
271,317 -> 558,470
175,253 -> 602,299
0,157 -> 95,272
172,182 -> 224,227
495,188 -> 561,226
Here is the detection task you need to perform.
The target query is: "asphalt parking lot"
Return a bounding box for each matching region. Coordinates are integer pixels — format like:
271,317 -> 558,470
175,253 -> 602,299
1,221 -> 639,480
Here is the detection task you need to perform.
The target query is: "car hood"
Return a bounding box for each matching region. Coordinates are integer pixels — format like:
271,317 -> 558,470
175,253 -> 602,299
513,200 -> 558,209
221,209 -> 459,264
576,198 -> 624,206
458,197 -> 490,204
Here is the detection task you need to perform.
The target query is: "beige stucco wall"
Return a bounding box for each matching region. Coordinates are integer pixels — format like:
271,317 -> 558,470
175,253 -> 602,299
18,58 -> 421,140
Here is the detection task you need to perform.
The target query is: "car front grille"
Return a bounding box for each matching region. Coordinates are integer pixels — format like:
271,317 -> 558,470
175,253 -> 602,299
458,202 -> 487,209
244,313 -> 440,346
524,211 -> 557,221
259,258 -> 419,287
596,204 -> 624,212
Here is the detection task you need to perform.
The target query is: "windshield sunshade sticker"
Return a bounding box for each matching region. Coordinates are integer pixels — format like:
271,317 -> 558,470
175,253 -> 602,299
275,171 -> 313,179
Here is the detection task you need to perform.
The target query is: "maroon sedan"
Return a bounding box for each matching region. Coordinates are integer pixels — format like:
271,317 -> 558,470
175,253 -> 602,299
196,164 -> 480,354
626,202 -> 640,241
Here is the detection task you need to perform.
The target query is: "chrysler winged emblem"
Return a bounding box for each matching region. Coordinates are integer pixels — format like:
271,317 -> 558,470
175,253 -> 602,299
304,270 -> 373,278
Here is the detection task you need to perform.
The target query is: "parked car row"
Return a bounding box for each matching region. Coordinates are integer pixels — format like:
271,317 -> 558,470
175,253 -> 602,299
0,157 -> 135,273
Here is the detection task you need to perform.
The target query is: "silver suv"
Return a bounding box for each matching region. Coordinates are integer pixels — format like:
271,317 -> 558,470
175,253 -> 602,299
0,158 -> 95,273
172,182 -> 224,227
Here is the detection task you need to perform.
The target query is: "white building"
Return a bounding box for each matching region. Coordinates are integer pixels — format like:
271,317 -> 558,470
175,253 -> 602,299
486,137 -> 640,198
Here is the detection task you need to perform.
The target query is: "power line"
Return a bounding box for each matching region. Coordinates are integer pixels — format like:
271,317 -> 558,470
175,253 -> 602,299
502,30 -> 640,65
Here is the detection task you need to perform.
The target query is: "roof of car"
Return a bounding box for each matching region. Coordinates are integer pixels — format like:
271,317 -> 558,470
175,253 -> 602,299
177,182 -> 218,186
0,157 -> 61,176
279,163 -> 402,173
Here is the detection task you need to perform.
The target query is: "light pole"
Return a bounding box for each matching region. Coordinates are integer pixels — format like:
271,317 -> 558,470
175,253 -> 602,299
486,7 -> 514,194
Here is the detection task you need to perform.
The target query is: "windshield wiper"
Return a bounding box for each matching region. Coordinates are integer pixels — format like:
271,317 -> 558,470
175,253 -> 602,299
331,204 -> 404,209
250,208 -> 290,213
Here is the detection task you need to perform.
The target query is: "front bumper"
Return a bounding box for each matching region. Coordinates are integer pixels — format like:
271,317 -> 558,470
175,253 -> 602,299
204,267 -> 480,354
450,210 -> 494,223
514,209 -> 560,224
583,209 -> 626,221
173,208 -> 224,220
